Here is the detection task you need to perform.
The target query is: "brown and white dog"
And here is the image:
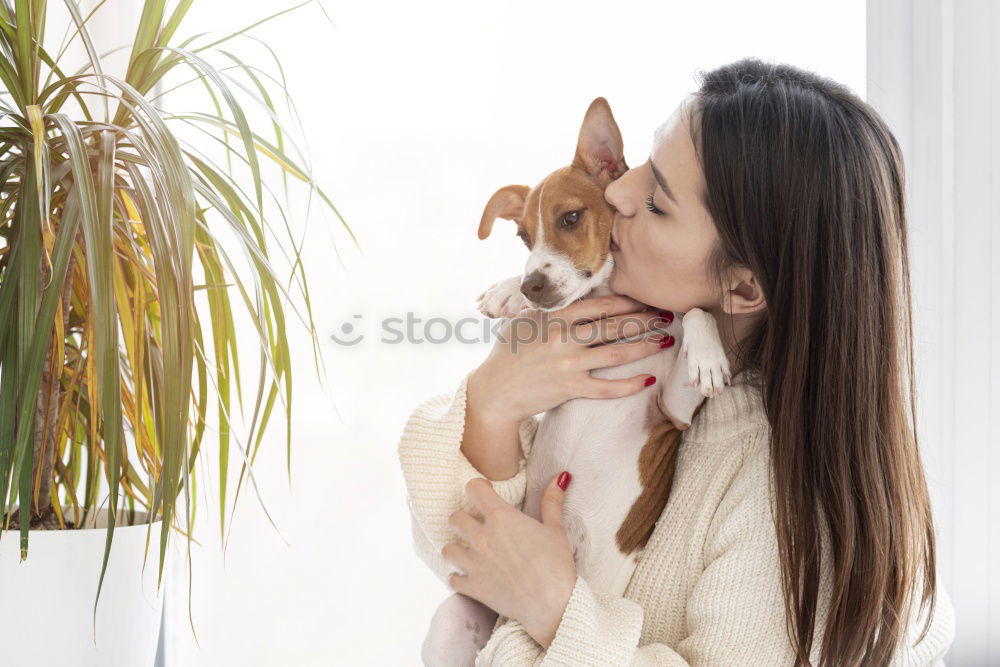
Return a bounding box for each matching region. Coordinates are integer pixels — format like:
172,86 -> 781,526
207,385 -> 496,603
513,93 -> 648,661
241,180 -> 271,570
421,97 -> 731,666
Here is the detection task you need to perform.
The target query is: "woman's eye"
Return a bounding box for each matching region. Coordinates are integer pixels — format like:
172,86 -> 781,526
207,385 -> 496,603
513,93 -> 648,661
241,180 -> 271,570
561,210 -> 582,227
645,194 -> 665,216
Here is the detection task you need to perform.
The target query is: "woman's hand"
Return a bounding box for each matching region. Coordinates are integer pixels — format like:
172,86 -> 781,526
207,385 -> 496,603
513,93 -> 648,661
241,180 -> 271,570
443,472 -> 578,650
469,294 -> 674,427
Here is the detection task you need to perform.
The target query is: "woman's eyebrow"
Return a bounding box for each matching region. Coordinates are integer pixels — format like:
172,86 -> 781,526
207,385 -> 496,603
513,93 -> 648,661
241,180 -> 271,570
648,158 -> 679,206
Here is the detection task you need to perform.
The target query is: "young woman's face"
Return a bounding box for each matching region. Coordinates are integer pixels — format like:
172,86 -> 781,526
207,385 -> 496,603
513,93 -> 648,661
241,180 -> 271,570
604,97 -> 723,315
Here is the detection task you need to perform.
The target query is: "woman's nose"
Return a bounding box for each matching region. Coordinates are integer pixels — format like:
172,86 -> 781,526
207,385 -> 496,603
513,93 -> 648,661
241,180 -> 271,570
604,179 -> 633,216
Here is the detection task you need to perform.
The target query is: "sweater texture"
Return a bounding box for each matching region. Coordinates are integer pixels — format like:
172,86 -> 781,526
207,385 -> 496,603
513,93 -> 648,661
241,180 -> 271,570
397,367 -> 956,665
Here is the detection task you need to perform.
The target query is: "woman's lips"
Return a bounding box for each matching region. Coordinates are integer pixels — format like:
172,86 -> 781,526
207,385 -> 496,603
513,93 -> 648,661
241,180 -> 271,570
610,237 -> 620,252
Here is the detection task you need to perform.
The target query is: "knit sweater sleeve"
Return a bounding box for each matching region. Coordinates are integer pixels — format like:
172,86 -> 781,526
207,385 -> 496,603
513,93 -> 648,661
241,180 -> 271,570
398,368 -> 540,586
475,427 -> 805,666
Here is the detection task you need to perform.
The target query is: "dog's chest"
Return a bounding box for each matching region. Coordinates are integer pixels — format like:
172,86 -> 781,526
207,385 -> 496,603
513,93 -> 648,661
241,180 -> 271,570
519,349 -> 674,591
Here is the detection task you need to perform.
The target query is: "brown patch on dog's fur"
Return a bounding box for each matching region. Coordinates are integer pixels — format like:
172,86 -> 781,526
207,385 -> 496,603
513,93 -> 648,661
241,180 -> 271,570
476,97 -> 629,276
616,400 -> 709,556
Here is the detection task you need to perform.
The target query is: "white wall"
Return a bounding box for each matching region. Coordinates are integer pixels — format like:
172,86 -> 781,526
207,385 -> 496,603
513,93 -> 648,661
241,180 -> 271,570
867,0 -> 1000,662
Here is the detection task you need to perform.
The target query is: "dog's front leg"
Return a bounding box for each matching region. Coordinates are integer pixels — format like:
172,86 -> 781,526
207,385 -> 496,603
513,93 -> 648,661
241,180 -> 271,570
677,308 -> 732,398
476,275 -> 532,318
655,309 -> 730,429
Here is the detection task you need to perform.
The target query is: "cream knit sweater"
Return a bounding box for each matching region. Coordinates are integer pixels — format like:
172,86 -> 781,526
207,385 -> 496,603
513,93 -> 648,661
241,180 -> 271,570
397,367 -> 956,666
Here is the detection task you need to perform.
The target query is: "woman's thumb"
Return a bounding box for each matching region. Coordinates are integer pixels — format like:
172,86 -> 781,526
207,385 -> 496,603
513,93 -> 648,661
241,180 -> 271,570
541,471 -> 571,527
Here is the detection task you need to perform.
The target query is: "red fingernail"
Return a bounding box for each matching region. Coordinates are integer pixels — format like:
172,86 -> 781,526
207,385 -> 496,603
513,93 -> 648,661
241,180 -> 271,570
557,471 -> 571,491
657,310 -> 674,324
644,376 -> 657,386
660,335 -> 675,348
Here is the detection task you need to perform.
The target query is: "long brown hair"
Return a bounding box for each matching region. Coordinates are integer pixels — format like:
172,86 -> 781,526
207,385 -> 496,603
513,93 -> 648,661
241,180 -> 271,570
684,57 -> 937,665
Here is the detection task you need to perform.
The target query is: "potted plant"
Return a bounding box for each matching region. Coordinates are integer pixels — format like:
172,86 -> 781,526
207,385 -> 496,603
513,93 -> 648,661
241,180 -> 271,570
0,0 -> 349,660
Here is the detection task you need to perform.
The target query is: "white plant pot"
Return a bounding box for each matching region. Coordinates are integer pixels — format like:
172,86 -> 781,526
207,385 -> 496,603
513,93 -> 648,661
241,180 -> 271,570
0,507 -> 165,667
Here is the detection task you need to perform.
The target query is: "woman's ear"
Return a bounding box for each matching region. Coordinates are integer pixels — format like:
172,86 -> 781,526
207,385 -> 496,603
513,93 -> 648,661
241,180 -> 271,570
723,267 -> 766,315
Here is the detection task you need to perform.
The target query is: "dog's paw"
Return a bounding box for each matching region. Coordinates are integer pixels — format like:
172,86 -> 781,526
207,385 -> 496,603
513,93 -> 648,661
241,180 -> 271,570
476,276 -> 531,318
679,310 -> 732,398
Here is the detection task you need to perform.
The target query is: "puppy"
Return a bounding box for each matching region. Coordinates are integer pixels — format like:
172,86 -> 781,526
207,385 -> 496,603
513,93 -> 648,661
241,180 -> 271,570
421,97 -> 730,667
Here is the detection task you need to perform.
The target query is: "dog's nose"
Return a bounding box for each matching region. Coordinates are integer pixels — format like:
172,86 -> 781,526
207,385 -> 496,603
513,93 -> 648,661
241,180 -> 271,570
521,271 -> 561,308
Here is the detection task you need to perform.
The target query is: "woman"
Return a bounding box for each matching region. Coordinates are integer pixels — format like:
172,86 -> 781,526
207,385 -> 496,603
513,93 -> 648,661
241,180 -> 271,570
397,57 -> 956,665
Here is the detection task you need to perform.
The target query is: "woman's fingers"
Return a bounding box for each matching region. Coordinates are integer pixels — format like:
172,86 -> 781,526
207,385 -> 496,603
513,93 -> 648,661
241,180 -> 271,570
547,295 -> 674,346
577,373 -> 663,400
473,294 -> 676,422
441,542 -> 475,574
584,332 -> 675,372
556,294 -> 652,324
448,509 -> 483,545
574,310 -> 673,347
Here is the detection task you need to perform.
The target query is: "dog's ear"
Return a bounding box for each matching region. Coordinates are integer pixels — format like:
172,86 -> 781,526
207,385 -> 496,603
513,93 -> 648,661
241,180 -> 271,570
572,97 -> 628,187
479,184 -> 530,240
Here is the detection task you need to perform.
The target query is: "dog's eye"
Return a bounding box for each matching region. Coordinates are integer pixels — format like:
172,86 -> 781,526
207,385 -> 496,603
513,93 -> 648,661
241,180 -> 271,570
516,230 -> 530,246
561,210 -> 582,228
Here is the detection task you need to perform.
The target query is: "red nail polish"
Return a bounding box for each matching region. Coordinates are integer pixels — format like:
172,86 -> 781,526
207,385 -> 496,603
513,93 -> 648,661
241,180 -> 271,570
659,335 -> 675,348
644,376 -> 657,386
657,310 -> 674,324
557,471 -> 571,490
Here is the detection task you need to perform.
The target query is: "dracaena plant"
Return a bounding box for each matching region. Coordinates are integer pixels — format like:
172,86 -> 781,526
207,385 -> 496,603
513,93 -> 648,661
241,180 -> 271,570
0,0 -> 350,620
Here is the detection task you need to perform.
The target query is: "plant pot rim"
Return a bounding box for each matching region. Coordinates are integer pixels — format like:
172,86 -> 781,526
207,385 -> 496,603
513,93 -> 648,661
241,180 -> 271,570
4,506 -> 163,533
